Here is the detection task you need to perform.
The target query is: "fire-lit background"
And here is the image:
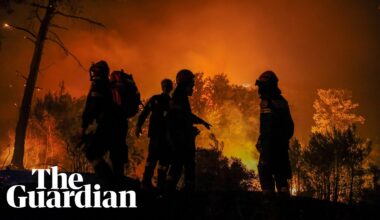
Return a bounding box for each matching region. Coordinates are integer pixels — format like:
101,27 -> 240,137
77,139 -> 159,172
1,0 -> 380,173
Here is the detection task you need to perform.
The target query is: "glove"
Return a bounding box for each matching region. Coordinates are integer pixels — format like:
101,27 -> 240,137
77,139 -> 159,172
203,121 -> 212,130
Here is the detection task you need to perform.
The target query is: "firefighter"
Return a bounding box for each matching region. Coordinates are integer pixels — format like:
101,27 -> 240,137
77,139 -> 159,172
255,71 -> 294,196
136,79 -> 174,190
81,61 -> 127,186
165,69 -> 211,192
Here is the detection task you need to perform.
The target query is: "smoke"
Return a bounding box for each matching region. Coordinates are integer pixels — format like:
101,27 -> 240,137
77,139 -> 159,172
3,119 -> 69,170
195,102 -> 260,170
1,0 -> 380,168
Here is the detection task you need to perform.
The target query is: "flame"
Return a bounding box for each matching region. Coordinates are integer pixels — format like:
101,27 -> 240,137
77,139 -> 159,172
190,75 -> 261,172
3,118 -> 69,170
197,105 -> 258,171
195,101 -> 260,171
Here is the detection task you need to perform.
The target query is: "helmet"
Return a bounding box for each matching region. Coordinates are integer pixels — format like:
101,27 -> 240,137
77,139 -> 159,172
255,71 -> 281,96
161,78 -> 173,87
161,78 -> 174,92
89,60 -> 110,81
176,69 -> 195,86
255,70 -> 278,87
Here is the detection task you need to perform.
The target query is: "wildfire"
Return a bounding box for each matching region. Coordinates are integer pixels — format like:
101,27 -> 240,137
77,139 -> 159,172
195,103 -> 260,171
3,120 -> 69,170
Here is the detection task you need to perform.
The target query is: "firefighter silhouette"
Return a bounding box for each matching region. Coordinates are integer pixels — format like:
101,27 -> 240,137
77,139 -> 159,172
165,69 -> 211,192
81,61 -> 128,185
255,71 -> 294,196
136,79 -> 173,190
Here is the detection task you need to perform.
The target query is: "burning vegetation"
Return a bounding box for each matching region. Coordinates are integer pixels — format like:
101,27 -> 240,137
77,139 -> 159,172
1,74 -> 260,183
1,76 -> 379,203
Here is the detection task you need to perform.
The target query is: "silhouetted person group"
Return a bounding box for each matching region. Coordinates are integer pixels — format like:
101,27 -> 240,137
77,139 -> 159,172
137,70 -> 210,192
164,70 -> 211,192
81,61 -> 294,196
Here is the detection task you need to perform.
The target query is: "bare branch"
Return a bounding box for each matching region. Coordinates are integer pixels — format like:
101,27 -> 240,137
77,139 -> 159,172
34,7 -> 42,23
54,11 -> 105,28
48,30 -> 65,46
24,36 -> 36,44
7,24 -> 37,39
16,70 -> 28,81
50,23 -> 69,30
40,62 -> 56,71
30,2 -> 49,9
46,36 -> 86,71
15,71 -> 43,91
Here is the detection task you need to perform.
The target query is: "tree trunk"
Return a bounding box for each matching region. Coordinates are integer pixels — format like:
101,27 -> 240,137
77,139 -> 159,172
333,170 -> 340,202
323,176 -> 327,200
349,167 -> 355,204
11,0 -> 56,169
333,149 -> 339,202
297,170 -> 300,195
327,176 -> 331,201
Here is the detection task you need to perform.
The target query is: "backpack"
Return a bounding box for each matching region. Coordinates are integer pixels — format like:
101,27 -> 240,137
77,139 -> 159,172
110,70 -> 141,118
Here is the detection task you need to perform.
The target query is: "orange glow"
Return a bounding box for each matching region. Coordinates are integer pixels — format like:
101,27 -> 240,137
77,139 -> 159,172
1,0 -> 379,172
195,107 -> 259,171
3,23 -> 11,29
4,120 -> 68,170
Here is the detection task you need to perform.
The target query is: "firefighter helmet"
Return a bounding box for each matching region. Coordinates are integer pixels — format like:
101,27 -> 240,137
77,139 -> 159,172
176,69 -> 195,86
161,78 -> 174,93
89,60 -> 110,81
255,70 -> 278,87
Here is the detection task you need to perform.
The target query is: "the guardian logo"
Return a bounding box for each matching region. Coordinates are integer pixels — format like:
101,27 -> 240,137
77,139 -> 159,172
6,166 -> 137,208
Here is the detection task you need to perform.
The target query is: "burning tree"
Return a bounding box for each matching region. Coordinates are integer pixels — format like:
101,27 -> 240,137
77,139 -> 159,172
1,82 -> 145,175
32,82 -> 88,171
289,138 -> 304,195
1,0 -> 104,169
190,73 -> 260,170
312,89 -> 365,134
298,90 -> 371,202
285,89 -> 374,203
301,127 -> 372,203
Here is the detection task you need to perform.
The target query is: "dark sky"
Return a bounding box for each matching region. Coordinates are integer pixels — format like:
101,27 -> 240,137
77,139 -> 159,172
1,0 -> 380,156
